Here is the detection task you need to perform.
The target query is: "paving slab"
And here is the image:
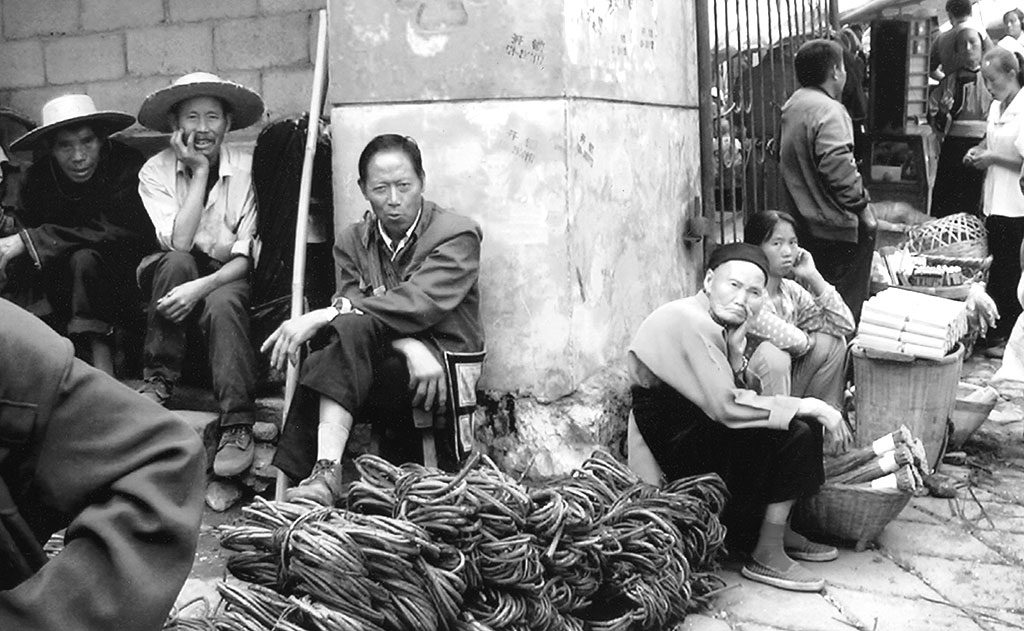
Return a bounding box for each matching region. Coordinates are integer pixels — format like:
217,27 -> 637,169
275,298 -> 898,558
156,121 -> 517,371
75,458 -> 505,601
679,613 -> 733,631
897,502 -> 944,524
826,587 -> 986,631
731,623 -> 793,631
907,494 -> 967,520
973,530 -> 1024,564
977,481 -> 1024,505
966,487 -> 1019,506
878,521 -> 1004,563
972,608 -> 1024,631
970,500 -> 1024,533
711,568 -> 850,631
813,550 -> 942,599
894,555 -> 1024,611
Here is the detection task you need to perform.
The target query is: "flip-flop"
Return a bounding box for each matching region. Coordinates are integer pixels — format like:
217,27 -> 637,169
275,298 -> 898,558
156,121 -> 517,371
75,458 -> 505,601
785,540 -> 839,562
741,559 -> 825,592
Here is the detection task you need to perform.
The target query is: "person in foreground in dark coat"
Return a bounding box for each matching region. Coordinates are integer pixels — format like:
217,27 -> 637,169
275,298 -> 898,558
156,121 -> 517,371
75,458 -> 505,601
626,243 -> 851,593
0,298 -> 204,631
0,95 -> 155,375
265,134 -> 485,506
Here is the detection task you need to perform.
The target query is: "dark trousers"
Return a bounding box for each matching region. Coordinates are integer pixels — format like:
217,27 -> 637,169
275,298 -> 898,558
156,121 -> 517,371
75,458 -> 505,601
930,136 -> 984,218
139,251 -> 256,427
36,248 -> 137,338
273,314 -> 454,480
798,226 -> 876,324
631,384 -> 824,553
985,215 -> 1024,342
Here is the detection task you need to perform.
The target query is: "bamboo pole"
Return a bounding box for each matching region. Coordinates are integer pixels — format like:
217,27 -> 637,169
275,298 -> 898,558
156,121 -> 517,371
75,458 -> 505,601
275,8 -> 329,501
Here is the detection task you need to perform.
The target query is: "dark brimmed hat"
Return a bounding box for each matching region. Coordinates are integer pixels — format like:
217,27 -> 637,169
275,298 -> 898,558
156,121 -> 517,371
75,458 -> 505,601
10,95 -> 134,152
137,72 -> 264,133
706,242 -> 770,280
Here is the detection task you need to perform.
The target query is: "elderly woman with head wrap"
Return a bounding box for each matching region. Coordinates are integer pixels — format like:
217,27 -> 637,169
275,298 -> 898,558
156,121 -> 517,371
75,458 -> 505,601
627,243 -> 851,593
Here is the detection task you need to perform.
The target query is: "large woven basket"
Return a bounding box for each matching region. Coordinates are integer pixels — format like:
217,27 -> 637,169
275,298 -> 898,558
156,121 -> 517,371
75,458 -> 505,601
795,484 -> 912,551
852,343 -> 963,470
905,213 -> 987,258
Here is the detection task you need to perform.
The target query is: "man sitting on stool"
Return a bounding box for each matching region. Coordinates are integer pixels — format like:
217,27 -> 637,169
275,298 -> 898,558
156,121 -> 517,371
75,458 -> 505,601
265,134 -> 484,506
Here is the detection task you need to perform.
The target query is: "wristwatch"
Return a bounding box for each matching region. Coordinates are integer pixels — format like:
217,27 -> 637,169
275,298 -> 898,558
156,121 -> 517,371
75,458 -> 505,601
330,296 -> 353,320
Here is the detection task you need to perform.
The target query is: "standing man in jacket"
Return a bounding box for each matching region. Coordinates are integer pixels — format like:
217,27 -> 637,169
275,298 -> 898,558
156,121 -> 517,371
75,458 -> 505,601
780,39 -> 877,322
0,95 -> 155,374
0,298 -> 204,631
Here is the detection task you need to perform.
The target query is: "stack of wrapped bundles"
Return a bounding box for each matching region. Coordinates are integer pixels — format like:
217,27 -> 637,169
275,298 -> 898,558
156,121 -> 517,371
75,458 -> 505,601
855,288 -> 968,360
823,425 -> 931,491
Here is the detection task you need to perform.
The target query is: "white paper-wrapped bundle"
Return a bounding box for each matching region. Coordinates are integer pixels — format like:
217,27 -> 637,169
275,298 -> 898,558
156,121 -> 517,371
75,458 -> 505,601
854,288 -> 967,359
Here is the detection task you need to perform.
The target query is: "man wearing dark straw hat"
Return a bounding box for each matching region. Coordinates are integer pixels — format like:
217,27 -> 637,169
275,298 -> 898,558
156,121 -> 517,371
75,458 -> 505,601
135,72 -> 264,479
626,243 -> 852,593
0,94 -> 155,375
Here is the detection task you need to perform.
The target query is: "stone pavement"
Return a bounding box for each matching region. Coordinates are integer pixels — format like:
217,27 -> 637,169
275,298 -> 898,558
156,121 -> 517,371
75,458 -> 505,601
690,351 -> 1024,631
169,351 -> 1024,630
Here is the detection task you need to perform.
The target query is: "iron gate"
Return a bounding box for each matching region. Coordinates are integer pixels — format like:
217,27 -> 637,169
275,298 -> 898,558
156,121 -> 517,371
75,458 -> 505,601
697,0 -> 838,243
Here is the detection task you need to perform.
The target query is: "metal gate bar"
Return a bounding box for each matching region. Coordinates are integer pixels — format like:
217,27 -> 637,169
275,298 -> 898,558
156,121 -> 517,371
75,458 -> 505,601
699,0 -> 836,245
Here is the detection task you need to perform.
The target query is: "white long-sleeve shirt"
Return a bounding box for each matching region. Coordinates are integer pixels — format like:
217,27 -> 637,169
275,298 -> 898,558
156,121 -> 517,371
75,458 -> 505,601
138,143 -> 256,262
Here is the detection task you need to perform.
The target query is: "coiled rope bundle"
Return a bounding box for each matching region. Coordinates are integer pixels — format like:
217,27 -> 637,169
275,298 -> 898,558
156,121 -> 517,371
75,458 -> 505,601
165,450 -> 729,631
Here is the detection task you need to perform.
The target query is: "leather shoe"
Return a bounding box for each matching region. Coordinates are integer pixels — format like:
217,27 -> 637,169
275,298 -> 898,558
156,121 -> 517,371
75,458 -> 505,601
285,459 -> 343,507
213,425 -> 255,477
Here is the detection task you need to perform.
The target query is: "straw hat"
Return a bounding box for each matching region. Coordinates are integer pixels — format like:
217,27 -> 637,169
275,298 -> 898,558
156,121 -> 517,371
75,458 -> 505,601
10,95 -> 134,152
137,72 -> 265,133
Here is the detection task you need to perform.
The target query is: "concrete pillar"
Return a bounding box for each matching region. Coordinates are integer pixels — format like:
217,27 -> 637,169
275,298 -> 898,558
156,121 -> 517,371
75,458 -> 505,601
328,0 -> 703,476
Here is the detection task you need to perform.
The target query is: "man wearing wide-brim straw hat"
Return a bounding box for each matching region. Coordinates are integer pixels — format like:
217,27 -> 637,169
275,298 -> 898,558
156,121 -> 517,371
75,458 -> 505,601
0,94 -> 156,375
135,72 -> 265,484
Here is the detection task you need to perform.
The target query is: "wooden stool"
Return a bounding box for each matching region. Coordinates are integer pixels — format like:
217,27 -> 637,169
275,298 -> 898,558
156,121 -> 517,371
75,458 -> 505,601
413,407 -> 437,468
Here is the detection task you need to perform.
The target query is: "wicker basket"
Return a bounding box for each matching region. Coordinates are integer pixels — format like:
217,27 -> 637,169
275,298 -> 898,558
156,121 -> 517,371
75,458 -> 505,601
795,484 -> 912,551
905,213 -> 987,258
852,343 -> 964,470
949,383 -> 997,450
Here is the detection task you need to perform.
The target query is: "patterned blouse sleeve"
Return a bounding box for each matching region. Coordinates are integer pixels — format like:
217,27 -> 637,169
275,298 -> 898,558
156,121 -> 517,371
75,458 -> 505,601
747,306 -> 812,355
790,280 -> 856,338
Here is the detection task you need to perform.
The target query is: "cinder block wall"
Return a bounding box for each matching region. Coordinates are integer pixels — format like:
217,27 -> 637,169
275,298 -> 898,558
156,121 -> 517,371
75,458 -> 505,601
0,0 -> 325,136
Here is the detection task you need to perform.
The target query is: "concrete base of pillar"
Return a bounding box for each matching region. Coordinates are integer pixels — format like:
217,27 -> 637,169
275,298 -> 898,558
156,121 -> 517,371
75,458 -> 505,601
475,363 -> 632,479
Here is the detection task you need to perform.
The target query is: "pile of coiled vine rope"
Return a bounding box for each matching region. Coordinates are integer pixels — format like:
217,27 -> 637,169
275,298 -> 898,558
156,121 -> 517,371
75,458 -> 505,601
164,450 -> 729,631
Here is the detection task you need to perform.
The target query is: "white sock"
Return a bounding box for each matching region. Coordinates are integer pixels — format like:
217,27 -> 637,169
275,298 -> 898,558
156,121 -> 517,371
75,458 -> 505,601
316,416 -> 350,463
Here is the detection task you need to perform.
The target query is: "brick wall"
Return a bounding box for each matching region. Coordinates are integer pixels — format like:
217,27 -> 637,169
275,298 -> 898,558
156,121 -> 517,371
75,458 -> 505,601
0,0 -> 326,138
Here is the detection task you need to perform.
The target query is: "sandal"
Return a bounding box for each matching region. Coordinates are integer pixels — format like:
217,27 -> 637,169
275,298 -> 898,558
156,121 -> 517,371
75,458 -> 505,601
741,558 -> 825,592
